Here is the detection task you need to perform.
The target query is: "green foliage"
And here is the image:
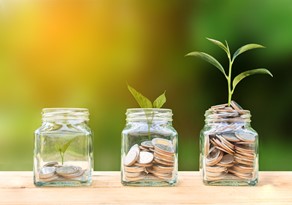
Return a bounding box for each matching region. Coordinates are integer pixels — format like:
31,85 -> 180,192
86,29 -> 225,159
186,37 -> 273,106
127,84 -> 166,108
55,138 -> 76,165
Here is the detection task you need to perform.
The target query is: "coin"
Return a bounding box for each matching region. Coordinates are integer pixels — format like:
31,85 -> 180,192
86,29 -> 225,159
124,166 -> 145,173
40,174 -> 60,182
39,167 -> 56,179
152,165 -> 174,173
206,149 -> 224,166
154,158 -> 174,166
230,100 -> 243,111
124,171 -> 144,178
56,165 -> 81,176
151,171 -> 172,180
61,169 -> 85,179
134,162 -> 153,167
232,165 -> 254,174
141,141 -> 154,149
43,161 -> 59,167
211,103 -> 228,109
124,144 -> 140,166
205,135 -> 210,156
235,132 -> 256,142
218,154 -> 234,164
123,138 -> 176,182
138,151 -> 154,164
205,166 -> 226,173
154,144 -> 174,155
154,151 -> 175,161
152,138 -> 172,147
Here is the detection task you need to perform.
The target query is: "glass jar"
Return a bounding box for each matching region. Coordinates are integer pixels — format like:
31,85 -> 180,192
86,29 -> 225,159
34,108 -> 93,186
121,108 -> 178,186
200,102 -> 258,186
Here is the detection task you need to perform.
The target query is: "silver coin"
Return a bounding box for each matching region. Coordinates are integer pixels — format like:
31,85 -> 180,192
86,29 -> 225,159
221,133 -> 240,142
43,161 -> 59,167
138,151 -> 154,164
56,165 -> 81,176
235,132 -> 256,142
141,141 -> 154,148
39,167 -> 56,179
124,144 -> 140,166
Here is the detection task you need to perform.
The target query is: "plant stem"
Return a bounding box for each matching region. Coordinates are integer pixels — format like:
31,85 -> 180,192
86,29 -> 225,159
59,150 -> 64,165
227,59 -> 233,106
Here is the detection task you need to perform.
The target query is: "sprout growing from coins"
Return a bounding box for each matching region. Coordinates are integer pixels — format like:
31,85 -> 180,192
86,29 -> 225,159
127,84 -> 166,138
55,138 -> 76,165
186,38 -> 273,106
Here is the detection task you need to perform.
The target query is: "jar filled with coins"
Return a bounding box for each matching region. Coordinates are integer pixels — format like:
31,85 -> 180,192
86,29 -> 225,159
121,108 -> 178,186
34,108 -> 93,186
200,101 -> 258,186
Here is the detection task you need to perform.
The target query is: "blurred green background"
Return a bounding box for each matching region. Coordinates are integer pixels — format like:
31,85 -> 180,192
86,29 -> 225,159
0,0 -> 291,171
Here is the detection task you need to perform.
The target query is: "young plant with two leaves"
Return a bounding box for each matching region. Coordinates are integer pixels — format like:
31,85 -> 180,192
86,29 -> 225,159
127,84 -> 166,138
186,38 -> 273,106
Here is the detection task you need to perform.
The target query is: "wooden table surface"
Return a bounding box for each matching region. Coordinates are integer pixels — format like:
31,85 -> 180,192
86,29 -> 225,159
0,171 -> 291,204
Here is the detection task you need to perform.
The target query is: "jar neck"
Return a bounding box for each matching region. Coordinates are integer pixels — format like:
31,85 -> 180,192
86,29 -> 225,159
42,108 -> 89,123
126,108 -> 173,123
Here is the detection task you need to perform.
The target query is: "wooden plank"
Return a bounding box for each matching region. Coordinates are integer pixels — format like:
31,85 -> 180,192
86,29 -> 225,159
0,172 -> 291,204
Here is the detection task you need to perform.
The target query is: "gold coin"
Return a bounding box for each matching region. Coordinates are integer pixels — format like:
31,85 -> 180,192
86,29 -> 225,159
205,166 -> 226,173
124,166 -> 145,173
152,138 -> 172,147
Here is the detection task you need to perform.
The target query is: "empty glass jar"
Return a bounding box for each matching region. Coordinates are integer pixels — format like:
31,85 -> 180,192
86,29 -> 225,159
121,108 -> 178,186
200,101 -> 258,186
34,108 -> 93,186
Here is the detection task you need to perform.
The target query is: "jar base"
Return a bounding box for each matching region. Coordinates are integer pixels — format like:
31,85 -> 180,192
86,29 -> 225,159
34,179 -> 92,187
121,179 -> 177,187
203,178 -> 258,186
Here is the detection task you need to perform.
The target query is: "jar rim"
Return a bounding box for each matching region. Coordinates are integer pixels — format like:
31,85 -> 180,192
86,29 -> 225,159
126,108 -> 173,122
42,108 -> 89,121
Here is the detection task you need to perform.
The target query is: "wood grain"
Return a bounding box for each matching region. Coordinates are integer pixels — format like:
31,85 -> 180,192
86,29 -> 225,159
0,171 -> 291,204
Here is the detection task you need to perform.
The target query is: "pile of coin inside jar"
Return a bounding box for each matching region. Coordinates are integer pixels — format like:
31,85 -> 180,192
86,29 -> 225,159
204,101 -> 256,181
123,138 -> 175,181
38,162 -> 86,182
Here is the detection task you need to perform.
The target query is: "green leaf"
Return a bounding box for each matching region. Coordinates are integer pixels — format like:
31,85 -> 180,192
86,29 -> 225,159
127,84 -> 152,108
206,38 -> 229,54
186,51 -> 227,77
61,138 -> 76,153
153,91 -> 166,108
232,68 -> 273,90
232,44 -> 265,61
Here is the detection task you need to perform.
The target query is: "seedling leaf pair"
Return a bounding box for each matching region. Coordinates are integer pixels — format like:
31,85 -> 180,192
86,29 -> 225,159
127,84 -> 166,108
186,37 -> 273,105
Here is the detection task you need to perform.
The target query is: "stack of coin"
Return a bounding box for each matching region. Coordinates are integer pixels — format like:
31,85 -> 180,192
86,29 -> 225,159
150,138 -> 175,180
123,138 -> 176,182
38,162 -> 86,182
204,101 -> 256,181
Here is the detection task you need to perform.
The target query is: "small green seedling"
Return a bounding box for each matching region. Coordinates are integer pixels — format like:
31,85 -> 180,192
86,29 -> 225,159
127,84 -> 166,138
55,138 -> 76,165
186,38 -> 273,106
127,84 -> 166,109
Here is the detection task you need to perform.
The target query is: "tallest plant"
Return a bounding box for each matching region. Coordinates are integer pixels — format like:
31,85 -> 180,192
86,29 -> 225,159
186,38 -> 273,106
